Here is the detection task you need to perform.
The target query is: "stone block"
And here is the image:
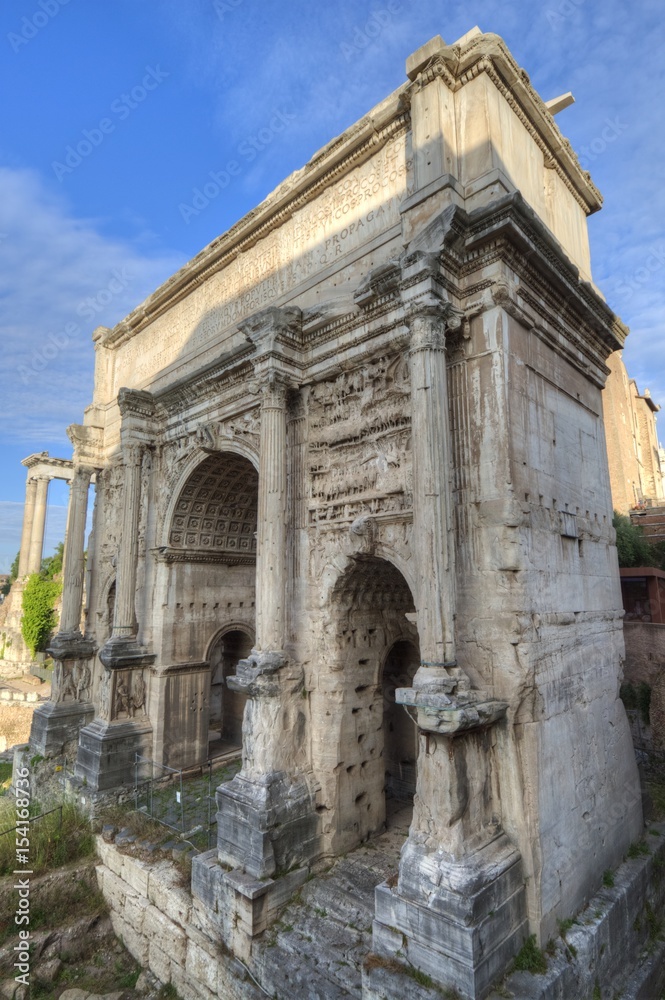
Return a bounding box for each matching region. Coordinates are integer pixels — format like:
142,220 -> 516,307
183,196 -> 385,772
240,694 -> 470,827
29,700 -> 94,757
146,864 -> 192,927
148,940 -> 172,985
123,893 -> 150,935
373,873 -> 528,998
121,856 -> 151,896
102,843 -> 126,881
143,905 -> 187,967
100,867 -> 137,914
185,940 -> 218,995
119,919 -> 149,968
170,963 -> 216,1000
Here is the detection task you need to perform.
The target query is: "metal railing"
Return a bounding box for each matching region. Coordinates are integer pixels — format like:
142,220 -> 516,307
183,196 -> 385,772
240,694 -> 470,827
0,804 -> 63,840
133,750 -> 240,849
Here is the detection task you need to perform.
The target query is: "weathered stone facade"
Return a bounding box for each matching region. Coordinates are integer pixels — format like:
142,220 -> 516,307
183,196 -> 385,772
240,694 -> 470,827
603,350 -> 664,513
22,28 -> 642,998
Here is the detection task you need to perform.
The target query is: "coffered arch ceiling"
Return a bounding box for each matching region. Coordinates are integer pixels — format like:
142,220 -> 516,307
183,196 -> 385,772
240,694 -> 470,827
168,452 -> 258,558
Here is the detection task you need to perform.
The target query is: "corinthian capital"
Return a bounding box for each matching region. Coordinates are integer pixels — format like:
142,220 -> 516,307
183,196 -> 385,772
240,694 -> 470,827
256,367 -> 296,409
406,299 -> 464,353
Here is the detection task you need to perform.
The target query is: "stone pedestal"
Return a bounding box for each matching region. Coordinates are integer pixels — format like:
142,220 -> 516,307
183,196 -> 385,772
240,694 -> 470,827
217,769 -> 318,879
373,836 -> 525,999
217,649 -> 318,878
30,699 -> 95,757
371,679 -> 527,999
192,849 -> 309,963
75,717 -> 153,791
29,635 -> 96,756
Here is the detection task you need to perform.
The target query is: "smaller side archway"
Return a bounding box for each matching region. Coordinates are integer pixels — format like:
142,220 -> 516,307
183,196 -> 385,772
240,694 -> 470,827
314,554 -> 420,855
207,626 -> 254,751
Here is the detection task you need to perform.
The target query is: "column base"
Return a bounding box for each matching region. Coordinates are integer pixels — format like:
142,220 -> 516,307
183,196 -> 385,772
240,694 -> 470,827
372,835 -> 527,999
29,699 -> 95,756
75,717 -> 153,791
217,770 -> 319,879
99,637 -> 155,670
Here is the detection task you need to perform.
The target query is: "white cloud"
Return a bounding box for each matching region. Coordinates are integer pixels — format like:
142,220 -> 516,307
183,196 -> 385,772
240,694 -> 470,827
0,167 -> 185,447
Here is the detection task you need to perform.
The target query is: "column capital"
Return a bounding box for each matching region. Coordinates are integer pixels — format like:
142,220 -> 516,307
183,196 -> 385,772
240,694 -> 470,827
406,299 -> 465,353
255,367 -> 297,408
121,441 -> 146,467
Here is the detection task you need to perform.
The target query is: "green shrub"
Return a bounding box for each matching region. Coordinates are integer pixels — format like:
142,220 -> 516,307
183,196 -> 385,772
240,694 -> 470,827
513,935 -> 547,974
20,573 -> 61,656
613,512 -> 659,567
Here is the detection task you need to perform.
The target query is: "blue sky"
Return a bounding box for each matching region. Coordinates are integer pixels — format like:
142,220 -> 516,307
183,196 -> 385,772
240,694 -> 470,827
0,0 -> 663,572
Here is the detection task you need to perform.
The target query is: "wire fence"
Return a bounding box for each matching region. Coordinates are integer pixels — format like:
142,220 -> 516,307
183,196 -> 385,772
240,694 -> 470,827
133,751 -> 241,849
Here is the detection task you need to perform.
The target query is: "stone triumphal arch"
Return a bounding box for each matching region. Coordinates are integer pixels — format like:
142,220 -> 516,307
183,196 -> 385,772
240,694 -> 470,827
20,28 -> 642,997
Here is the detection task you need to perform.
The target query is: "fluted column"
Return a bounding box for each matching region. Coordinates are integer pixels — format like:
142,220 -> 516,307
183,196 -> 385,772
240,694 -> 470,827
18,477 -> 38,578
408,303 -> 457,677
255,370 -> 289,651
27,475 -> 50,575
58,467 -> 92,635
112,443 -> 142,642
98,441 -> 155,672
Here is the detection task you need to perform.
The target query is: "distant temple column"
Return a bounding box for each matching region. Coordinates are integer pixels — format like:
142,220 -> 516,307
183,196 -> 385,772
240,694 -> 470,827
17,476 -> 38,578
27,475 -> 50,575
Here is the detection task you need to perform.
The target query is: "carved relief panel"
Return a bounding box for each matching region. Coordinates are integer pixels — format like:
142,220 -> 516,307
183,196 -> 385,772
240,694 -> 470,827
307,354 -> 412,526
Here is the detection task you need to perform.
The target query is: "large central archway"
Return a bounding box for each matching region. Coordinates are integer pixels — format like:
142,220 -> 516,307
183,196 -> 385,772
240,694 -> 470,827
157,449 -> 258,768
315,555 -> 420,855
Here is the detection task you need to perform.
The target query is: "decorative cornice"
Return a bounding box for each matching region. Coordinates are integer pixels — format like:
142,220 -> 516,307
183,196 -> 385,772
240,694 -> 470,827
154,547 -> 255,566
118,387 -> 156,420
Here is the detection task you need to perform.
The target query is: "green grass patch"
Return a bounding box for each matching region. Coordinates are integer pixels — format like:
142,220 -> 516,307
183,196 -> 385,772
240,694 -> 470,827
0,799 -> 94,877
513,935 -> 547,975
602,870 -> 615,888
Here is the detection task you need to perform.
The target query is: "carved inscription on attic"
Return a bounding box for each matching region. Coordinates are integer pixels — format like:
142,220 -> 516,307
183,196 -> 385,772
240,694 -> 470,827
112,133 -> 410,394
308,355 -> 412,525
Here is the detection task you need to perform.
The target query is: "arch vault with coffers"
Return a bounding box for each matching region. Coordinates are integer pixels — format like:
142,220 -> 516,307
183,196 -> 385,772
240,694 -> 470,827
27,29 -> 644,998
